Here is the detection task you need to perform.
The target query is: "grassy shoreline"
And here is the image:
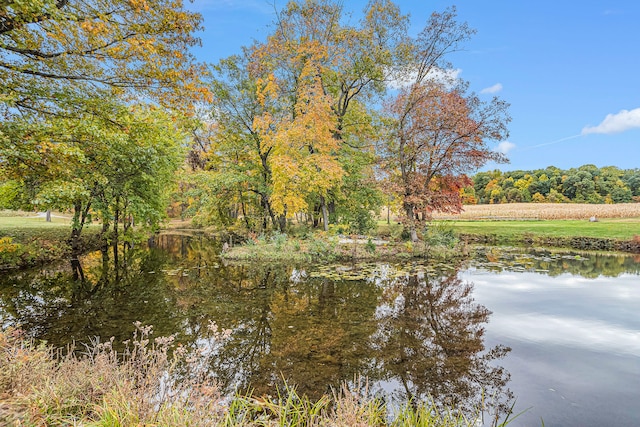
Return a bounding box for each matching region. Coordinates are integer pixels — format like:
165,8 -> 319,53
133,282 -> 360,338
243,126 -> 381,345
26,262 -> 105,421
441,218 -> 640,240
2,207 -> 639,271
222,217 -> 640,262
438,217 -> 640,253
0,215 -> 104,270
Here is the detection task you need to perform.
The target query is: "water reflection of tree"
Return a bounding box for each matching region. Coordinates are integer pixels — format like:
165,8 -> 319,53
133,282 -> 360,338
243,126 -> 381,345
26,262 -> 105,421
177,263 -> 382,401
373,263 -> 513,419
0,243 -> 183,346
1,234 -> 515,420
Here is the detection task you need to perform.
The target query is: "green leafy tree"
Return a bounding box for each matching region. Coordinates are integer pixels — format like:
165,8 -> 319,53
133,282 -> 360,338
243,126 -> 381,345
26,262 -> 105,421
2,102 -> 184,248
1,0 -> 206,246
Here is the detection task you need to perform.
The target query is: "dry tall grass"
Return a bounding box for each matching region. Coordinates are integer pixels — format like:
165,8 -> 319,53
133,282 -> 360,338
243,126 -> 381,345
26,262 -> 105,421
0,325 -> 512,427
0,323 -> 226,426
433,203 -> 640,220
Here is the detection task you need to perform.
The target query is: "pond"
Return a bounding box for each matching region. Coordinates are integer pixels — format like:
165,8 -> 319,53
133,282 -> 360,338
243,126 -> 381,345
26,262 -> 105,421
1,233 -> 639,427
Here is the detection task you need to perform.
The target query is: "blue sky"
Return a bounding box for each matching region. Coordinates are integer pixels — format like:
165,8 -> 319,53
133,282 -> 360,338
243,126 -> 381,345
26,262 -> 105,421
187,0 -> 640,172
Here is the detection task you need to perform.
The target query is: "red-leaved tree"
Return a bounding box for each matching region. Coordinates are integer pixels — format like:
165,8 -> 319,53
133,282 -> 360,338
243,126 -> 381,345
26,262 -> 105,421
384,82 -> 510,241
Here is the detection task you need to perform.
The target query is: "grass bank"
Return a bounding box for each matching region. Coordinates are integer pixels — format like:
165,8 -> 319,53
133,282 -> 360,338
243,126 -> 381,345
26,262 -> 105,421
441,218 -> 640,240
223,214 -> 640,262
426,203 -> 640,252
0,326 -> 514,427
439,218 -> 640,253
0,214 -> 103,270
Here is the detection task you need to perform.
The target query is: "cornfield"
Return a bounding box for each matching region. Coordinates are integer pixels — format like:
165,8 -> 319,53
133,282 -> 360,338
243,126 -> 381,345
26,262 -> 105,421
432,203 -> 640,220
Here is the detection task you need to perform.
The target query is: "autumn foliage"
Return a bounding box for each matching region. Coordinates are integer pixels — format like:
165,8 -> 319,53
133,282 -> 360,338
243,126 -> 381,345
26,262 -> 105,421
1,0 -> 514,241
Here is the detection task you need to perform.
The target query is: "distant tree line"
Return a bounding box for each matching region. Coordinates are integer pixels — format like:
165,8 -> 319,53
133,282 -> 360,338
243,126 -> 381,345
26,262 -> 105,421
466,165 -> 640,204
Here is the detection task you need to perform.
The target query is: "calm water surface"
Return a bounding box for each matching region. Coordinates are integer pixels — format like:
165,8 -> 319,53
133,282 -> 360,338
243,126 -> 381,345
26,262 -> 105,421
1,233 -> 638,426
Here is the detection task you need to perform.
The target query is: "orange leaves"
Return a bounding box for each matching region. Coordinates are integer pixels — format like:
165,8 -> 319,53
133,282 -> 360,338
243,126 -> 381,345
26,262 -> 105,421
128,0 -> 151,12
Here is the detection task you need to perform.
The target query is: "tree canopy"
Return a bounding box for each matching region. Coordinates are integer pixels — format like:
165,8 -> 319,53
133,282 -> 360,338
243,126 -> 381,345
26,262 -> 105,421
470,165 -> 640,205
178,1 -> 511,237
0,0 -> 205,245
0,0 -> 207,118
3,0 -> 638,246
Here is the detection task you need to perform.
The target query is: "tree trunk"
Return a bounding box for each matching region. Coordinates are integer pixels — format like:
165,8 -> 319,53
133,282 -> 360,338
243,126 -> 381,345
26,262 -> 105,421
320,195 -> 329,232
102,219 -> 110,236
404,203 -> 419,242
71,258 -> 85,282
45,210 -> 51,222
260,193 -> 277,231
70,200 -> 90,254
240,191 -> 250,229
113,206 -> 119,237
277,214 -> 287,233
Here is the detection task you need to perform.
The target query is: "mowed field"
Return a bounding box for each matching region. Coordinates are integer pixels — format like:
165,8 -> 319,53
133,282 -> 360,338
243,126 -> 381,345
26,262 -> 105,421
432,203 -> 640,220
431,203 -> 640,240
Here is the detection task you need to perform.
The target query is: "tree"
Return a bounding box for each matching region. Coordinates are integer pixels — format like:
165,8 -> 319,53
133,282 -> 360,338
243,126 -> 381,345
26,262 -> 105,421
562,170 -> 595,202
193,0 -> 399,233
373,264 -> 512,418
0,0 -> 207,245
259,40 -> 344,228
380,6 -> 509,240
0,0 -> 207,119
1,101 -> 184,249
205,51 -> 281,232
385,82 -> 509,240
249,0 -> 406,231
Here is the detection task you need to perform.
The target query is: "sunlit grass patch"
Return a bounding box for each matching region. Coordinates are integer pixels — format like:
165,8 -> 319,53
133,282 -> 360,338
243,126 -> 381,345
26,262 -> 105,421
442,218 -> 640,240
0,212 -> 103,269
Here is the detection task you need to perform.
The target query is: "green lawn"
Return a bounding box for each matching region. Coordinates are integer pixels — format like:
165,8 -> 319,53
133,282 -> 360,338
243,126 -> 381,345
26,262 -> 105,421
438,218 -> 640,240
0,215 -> 72,228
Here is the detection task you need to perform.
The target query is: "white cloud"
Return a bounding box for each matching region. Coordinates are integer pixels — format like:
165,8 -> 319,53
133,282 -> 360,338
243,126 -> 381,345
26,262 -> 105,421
581,108 -> 640,135
494,140 -> 516,154
386,67 -> 461,90
487,313 -> 640,356
480,83 -> 503,94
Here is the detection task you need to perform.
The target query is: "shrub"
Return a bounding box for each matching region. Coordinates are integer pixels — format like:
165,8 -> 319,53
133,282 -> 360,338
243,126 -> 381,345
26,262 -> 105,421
365,238 -> 376,254
0,236 -> 29,266
270,231 -> 288,250
424,222 -> 458,248
0,323 -> 228,426
307,235 -> 337,261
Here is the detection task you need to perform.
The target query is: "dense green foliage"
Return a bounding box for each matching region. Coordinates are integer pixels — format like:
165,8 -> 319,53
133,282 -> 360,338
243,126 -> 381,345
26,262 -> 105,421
0,104 -> 185,244
470,165 -> 640,204
0,0 -> 205,244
